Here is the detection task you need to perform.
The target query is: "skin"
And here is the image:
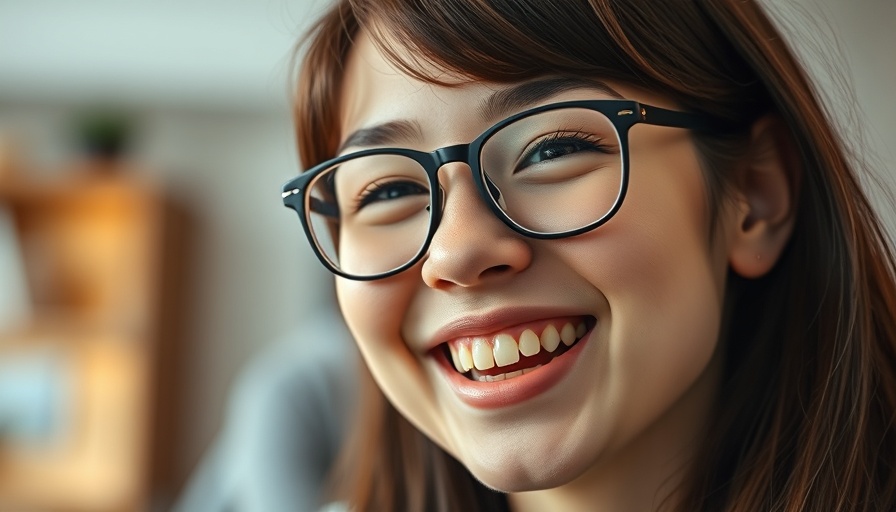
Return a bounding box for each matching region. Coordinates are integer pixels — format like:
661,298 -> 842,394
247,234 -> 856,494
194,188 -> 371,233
334,31 -> 796,511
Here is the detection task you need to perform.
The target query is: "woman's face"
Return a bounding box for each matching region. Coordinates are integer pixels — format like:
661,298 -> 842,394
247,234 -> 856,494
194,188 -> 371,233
335,32 -> 736,492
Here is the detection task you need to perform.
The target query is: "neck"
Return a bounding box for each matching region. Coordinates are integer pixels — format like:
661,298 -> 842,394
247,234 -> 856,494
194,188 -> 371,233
507,346 -> 722,512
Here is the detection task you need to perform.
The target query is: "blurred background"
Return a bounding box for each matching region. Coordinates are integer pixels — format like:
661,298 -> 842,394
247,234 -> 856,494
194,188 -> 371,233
0,0 -> 334,510
0,0 -> 892,511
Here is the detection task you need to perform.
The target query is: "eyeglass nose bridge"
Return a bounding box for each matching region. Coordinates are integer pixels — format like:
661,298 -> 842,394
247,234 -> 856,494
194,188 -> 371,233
428,143 -> 475,216
428,142 -> 505,218
432,143 -> 472,167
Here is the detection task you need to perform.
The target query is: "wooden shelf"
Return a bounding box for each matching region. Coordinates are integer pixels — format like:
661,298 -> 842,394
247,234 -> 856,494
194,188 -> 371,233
0,166 -> 163,512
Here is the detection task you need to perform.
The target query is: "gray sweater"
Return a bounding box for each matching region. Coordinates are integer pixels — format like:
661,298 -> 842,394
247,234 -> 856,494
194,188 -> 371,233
174,309 -> 357,512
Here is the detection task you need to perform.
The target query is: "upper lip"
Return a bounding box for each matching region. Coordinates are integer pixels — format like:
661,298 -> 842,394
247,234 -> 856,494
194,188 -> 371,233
423,306 -> 592,353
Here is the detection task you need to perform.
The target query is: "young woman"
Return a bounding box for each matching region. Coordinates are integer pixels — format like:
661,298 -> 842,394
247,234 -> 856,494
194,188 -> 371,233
282,1 -> 896,510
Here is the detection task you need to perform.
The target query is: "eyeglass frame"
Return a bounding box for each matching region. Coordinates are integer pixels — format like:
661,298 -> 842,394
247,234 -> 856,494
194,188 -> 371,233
282,98 -> 717,281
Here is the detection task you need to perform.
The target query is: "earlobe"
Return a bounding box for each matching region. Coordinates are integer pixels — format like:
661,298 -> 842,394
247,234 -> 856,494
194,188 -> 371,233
728,115 -> 801,278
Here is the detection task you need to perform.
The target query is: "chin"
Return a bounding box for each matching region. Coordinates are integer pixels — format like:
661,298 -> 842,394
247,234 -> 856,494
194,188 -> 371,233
461,448 -> 593,493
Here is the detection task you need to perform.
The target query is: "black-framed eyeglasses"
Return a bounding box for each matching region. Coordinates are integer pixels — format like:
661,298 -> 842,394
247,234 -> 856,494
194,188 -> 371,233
282,99 -> 715,281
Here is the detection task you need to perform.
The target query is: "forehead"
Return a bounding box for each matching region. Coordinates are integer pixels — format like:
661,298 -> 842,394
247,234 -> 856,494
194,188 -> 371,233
337,30 -> 631,151
337,31 -> 484,142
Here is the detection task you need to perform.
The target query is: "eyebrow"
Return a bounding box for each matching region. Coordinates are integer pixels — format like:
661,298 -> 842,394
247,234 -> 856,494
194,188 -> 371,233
478,76 -> 624,121
337,76 -> 624,153
338,120 -> 423,153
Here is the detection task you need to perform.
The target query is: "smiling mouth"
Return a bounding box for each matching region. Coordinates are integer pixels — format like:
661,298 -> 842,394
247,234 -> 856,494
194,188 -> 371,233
441,316 -> 596,382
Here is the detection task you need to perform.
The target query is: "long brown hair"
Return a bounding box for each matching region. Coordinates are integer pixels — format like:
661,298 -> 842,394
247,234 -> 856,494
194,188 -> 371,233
293,1 -> 896,510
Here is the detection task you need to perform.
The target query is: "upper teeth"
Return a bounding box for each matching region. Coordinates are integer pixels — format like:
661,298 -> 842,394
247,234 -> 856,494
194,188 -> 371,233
447,321 -> 588,374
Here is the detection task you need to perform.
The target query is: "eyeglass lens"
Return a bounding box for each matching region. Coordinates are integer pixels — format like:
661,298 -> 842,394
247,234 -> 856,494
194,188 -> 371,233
305,107 -> 624,277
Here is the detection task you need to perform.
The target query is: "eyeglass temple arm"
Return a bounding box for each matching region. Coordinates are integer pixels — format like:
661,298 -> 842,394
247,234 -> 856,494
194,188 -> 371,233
640,104 -> 718,132
283,184 -> 340,217
309,196 -> 339,218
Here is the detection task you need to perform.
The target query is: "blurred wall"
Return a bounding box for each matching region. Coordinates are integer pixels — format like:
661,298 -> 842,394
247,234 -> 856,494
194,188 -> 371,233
776,0 -> 896,236
0,0 -> 893,508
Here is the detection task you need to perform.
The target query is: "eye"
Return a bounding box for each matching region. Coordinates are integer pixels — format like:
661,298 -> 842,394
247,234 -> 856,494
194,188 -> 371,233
515,132 -> 611,172
356,179 -> 428,210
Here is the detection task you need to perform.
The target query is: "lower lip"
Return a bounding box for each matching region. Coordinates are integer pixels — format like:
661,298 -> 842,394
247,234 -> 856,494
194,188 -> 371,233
437,330 -> 592,409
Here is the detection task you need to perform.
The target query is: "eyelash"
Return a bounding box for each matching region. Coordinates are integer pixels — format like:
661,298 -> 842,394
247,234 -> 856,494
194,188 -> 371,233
528,130 -> 609,157
353,178 -> 387,211
353,178 -> 427,211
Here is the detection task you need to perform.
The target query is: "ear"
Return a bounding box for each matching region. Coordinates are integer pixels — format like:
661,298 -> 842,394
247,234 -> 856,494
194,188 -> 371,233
728,115 -> 800,278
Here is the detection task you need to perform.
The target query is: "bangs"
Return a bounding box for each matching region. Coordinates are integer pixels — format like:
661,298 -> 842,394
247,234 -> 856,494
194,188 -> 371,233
296,0 -> 765,167
354,0 -> 638,86
348,0 -> 756,109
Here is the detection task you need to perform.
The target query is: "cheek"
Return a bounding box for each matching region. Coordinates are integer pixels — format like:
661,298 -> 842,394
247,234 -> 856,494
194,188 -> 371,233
336,278 -> 406,352
336,276 -> 449,442
559,139 -> 725,441
336,277 -> 415,377
572,136 -> 722,313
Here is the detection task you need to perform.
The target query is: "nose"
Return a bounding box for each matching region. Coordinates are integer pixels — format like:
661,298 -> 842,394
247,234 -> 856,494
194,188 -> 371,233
420,163 -> 532,289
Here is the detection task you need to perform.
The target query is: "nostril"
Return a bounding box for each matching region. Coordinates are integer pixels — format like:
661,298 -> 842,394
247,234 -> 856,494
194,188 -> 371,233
482,264 -> 513,277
